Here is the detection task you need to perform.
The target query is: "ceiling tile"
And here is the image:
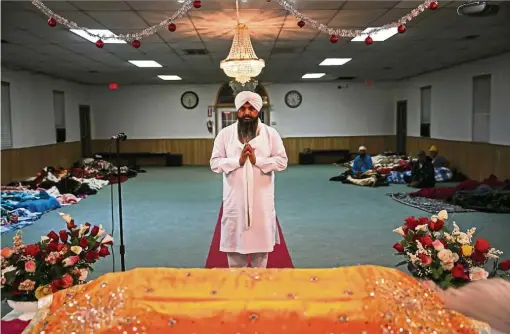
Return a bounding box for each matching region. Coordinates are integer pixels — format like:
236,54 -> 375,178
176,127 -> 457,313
71,1 -> 132,11
342,1 -> 400,10
86,11 -> 150,29
329,9 -> 389,28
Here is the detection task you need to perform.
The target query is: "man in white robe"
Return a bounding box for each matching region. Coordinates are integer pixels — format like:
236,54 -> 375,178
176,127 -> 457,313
210,91 -> 288,268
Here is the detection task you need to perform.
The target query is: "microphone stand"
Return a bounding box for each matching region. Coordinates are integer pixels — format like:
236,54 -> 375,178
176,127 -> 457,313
113,134 -> 127,272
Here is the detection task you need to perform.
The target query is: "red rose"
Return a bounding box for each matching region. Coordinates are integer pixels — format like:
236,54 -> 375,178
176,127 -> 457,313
59,230 -> 68,243
474,238 -> 490,254
51,274 -> 74,292
46,242 -> 58,252
56,244 -> 67,252
72,229 -> 80,237
402,227 -> 409,236
471,251 -> 486,264
440,239 -> 448,248
67,219 -> 77,230
428,219 -> 444,231
47,231 -> 59,242
404,217 -> 419,230
418,253 -> 432,266
80,237 -> 89,249
90,225 -> 100,237
451,264 -> 469,280
82,223 -> 91,235
393,243 -> 404,253
60,274 -> 74,288
99,245 -> 110,257
84,251 -> 100,263
419,235 -> 433,247
24,244 -> 40,257
499,260 -> 510,271
418,217 -> 429,225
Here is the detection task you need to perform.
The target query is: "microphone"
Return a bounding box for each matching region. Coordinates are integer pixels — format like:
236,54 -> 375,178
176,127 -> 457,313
111,132 -> 127,141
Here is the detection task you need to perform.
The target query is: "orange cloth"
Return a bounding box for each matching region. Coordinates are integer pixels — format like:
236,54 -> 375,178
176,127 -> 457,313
25,266 -> 486,333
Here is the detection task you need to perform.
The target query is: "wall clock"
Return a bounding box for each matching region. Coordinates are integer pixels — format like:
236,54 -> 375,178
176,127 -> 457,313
284,90 -> 302,108
181,91 -> 199,110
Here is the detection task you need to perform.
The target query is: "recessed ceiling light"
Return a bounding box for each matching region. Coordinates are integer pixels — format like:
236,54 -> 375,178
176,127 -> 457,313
129,60 -> 163,68
177,0 -> 185,2
70,29 -> 126,44
302,73 -> 326,79
158,75 -> 182,81
319,58 -> 352,66
351,27 -> 398,42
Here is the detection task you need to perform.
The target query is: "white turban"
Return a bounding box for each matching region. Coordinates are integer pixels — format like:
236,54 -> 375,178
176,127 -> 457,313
235,91 -> 263,112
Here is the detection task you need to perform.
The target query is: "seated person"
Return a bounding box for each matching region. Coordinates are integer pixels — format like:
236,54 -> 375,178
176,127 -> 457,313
351,146 -> 373,175
407,150 -> 435,188
429,145 -> 448,168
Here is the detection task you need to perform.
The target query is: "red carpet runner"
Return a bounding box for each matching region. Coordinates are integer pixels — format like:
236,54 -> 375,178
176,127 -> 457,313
205,205 -> 294,268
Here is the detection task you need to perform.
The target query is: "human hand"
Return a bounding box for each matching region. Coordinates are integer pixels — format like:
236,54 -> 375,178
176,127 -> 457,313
249,151 -> 256,165
239,145 -> 252,166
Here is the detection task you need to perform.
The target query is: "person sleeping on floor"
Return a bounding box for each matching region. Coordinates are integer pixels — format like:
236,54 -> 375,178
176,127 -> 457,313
405,150 -> 436,188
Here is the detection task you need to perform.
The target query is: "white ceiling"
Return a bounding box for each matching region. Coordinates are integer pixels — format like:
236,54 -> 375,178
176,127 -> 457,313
2,0 -> 510,84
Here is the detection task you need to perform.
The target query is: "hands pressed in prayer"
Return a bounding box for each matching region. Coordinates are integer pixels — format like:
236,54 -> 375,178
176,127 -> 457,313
239,144 -> 255,166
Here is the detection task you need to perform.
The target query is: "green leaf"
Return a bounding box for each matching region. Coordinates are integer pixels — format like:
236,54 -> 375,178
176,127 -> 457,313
395,261 -> 408,267
4,270 -> 17,285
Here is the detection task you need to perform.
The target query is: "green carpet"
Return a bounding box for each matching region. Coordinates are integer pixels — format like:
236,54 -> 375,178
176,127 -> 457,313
1,166 -> 509,313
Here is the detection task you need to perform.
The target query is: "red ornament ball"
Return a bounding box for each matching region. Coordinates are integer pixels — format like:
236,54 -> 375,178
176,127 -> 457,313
297,20 -> 305,28
48,18 -> 57,27
365,36 -> 373,45
109,83 -> 119,91
397,25 -> 406,34
429,1 -> 438,10
132,40 -> 141,48
193,0 -> 202,8
95,39 -> 104,48
168,23 -> 177,32
329,35 -> 339,43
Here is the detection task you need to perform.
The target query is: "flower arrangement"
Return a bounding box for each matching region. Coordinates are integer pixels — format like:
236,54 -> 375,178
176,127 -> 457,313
1,213 -> 113,302
393,210 -> 510,289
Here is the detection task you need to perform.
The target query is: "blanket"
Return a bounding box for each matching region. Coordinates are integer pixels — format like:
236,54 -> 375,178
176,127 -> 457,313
451,188 -> 510,213
330,170 -> 389,187
387,192 -> 476,213
387,167 -> 453,184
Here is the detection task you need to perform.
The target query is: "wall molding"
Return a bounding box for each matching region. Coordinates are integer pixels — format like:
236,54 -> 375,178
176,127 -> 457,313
1,141 -> 82,183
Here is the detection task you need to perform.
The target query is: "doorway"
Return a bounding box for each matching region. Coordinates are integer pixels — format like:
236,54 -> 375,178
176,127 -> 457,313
79,105 -> 92,158
396,100 -> 407,155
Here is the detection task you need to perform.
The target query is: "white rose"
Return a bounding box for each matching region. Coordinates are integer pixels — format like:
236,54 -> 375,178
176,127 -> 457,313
441,262 -> 455,271
469,267 -> 489,281
393,226 -> 405,237
96,225 -> 106,237
438,210 -> 448,221
40,236 -> 50,243
437,249 -> 459,269
416,224 -> 428,232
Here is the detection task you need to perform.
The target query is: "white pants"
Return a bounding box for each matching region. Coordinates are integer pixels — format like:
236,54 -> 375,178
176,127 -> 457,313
227,252 -> 268,268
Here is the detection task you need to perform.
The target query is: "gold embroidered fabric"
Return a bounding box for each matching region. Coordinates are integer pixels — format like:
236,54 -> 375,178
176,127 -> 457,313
24,265 -> 487,333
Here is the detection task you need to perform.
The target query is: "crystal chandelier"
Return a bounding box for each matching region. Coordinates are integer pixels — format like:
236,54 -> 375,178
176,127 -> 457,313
220,2 -> 265,85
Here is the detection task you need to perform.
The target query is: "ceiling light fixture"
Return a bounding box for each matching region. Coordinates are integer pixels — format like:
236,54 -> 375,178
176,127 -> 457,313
158,75 -> 182,81
302,73 -> 326,79
70,29 -> 126,43
351,27 -> 398,42
128,60 -> 163,68
220,0 -> 265,85
319,58 -> 352,66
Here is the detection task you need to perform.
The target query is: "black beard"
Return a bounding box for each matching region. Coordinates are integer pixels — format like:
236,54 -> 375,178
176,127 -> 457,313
238,117 -> 258,143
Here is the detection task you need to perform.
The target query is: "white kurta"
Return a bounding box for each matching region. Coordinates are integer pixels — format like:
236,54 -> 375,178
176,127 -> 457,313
210,121 -> 288,254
